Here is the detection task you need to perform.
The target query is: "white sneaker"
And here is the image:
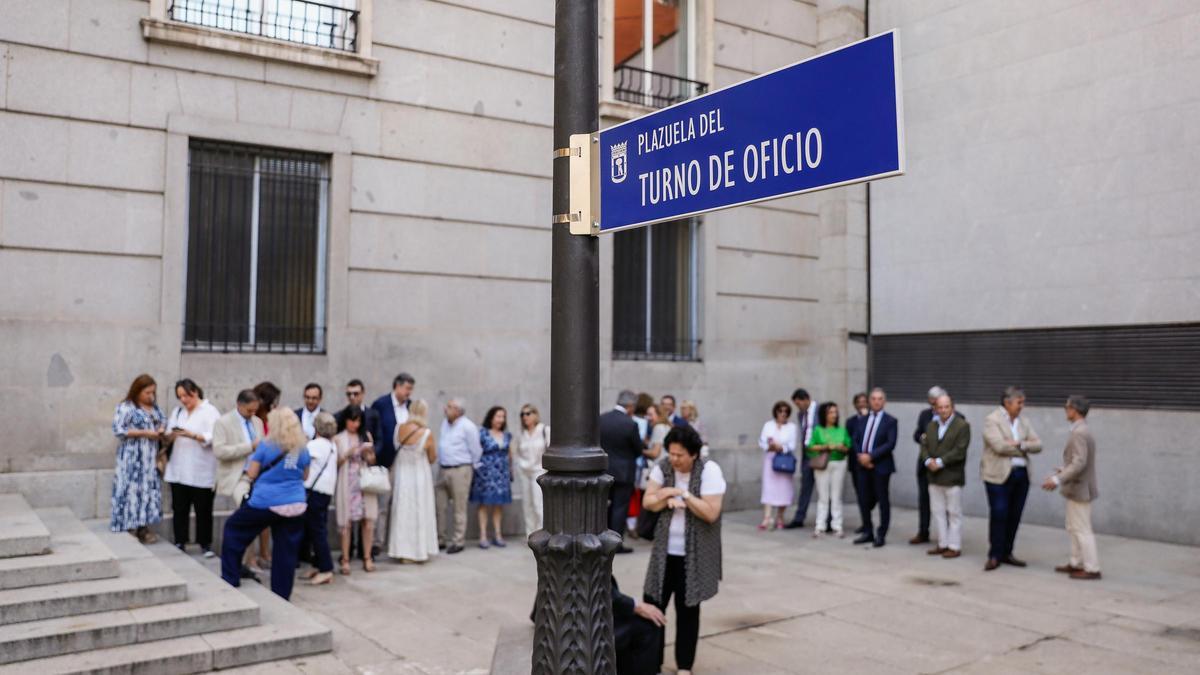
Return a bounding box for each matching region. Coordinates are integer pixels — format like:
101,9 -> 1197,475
202,548 -> 215,559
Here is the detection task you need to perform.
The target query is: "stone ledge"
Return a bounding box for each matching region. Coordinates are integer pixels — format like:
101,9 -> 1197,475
141,18 -> 379,77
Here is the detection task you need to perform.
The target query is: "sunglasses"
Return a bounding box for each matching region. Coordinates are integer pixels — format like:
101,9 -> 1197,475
520,411 -> 535,416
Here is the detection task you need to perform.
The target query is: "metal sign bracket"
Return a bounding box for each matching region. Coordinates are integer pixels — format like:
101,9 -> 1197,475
552,133 -> 600,236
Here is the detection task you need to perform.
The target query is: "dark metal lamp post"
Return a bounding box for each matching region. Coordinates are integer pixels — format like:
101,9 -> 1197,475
528,1 -> 620,673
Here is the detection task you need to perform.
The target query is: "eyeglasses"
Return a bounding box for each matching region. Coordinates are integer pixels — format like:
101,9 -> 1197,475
520,411 -> 535,416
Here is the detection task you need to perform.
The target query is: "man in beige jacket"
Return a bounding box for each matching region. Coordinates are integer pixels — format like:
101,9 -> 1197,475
980,387 -> 1042,571
212,389 -> 264,498
1042,395 -> 1100,580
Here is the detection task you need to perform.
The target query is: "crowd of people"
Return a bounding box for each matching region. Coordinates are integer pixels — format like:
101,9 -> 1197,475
109,373 -> 554,599
752,385 -> 1101,580
110,374 -> 1100,675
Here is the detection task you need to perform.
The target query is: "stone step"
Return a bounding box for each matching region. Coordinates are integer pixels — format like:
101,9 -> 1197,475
0,555 -> 188,625
0,509 -> 119,590
0,494 -> 51,558
0,541 -> 259,665
0,559 -> 332,674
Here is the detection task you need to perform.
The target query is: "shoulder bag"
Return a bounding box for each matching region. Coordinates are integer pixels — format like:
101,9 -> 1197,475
808,451 -> 829,471
772,450 -> 798,474
236,449 -> 290,505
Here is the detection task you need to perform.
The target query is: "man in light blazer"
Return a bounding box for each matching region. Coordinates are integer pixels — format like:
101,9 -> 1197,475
1043,395 -> 1101,580
981,386 -> 1042,571
212,389 -> 263,499
919,394 -> 970,558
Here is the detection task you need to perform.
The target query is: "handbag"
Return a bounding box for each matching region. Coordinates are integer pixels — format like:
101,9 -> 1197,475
772,450 -> 797,474
809,451 -> 829,471
358,465 -> 391,495
636,507 -> 660,540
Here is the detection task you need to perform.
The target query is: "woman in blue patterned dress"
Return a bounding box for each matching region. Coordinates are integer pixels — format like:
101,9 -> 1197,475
470,406 -> 513,548
111,374 -> 166,543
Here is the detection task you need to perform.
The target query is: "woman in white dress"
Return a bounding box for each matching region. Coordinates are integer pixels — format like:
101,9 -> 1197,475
512,404 -> 550,535
388,399 -> 439,562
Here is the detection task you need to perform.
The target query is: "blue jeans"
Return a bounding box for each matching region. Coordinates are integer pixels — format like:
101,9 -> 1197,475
985,467 -> 1030,560
220,505 -> 304,600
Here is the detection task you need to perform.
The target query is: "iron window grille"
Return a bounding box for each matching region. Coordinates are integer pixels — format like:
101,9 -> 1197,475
613,65 -> 708,109
613,218 -> 701,361
168,0 -> 360,52
183,140 -> 329,354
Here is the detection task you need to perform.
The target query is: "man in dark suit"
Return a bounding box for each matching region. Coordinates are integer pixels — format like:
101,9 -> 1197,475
367,372 -> 414,556
600,390 -> 645,553
612,576 -> 664,674
335,378 -> 379,434
784,388 -> 816,528
852,387 -> 899,547
909,386 -> 946,546
844,392 -> 870,535
294,383 -> 324,440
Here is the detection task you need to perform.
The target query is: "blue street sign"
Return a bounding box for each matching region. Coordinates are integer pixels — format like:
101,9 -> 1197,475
597,30 -> 904,234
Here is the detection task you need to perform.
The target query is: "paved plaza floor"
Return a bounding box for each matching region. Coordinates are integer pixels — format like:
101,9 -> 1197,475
212,506 -> 1200,674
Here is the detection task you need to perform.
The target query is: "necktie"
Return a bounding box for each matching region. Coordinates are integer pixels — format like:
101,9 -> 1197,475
244,418 -> 254,441
864,414 -> 878,455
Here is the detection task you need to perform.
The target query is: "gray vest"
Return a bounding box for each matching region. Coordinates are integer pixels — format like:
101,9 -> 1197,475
643,457 -> 722,607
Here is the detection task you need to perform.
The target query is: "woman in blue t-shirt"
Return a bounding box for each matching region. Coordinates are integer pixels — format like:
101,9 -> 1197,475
220,407 -> 311,600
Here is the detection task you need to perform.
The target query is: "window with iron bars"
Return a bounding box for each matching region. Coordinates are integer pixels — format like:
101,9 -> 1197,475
184,140 -> 329,353
168,0 -> 360,52
611,0 -> 707,109
612,219 -> 701,361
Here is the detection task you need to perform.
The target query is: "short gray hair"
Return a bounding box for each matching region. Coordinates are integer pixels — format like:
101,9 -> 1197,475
870,387 -> 887,399
1066,395 -> 1090,417
927,386 -> 947,399
313,411 -> 337,439
1002,386 -> 1026,404
447,397 -> 466,413
616,390 -> 638,407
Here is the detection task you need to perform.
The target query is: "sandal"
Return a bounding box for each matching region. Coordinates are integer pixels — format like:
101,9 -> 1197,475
309,571 -> 334,585
363,557 -> 376,572
758,521 -> 770,531
339,558 -> 351,575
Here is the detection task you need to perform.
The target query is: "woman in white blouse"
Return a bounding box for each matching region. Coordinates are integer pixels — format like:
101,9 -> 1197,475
302,412 -> 339,585
163,378 -> 221,557
758,401 -> 797,531
512,404 -> 550,535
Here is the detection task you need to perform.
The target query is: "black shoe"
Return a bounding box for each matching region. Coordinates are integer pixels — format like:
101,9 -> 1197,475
783,520 -> 805,530
615,546 -> 634,554
446,545 -> 464,555
174,542 -> 186,552
1001,555 -> 1028,568
855,525 -> 868,534
239,565 -> 260,583
873,537 -> 886,548
853,533 -> 874,545
438,542 -> 447,551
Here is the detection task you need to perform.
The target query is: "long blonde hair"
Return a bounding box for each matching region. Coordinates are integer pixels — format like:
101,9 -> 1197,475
266,407 -> 307,452
408,399 -> 429,428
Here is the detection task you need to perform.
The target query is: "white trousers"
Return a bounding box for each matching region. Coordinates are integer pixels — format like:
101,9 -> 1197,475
928,484 -> 963,551
519,468 -> 546,535
813,459 -> 847,533
1066,499 -> 1101,572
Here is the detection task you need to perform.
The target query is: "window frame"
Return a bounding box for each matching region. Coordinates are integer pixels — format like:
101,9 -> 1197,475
611,217 -> 702,362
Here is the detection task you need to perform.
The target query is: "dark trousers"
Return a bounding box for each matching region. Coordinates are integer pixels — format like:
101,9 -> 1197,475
301,491 -> 334,573
985,467 -> 1030,560
220,505 -> 304,600
848,460 -> 867,530
789,455 -> 816,525
170,483 -> 214,549
859,470 -> 891,539
916,458 -> 931,538
615,613 -> 660,675
646,555 -> 701,671
609,481 -> 635,537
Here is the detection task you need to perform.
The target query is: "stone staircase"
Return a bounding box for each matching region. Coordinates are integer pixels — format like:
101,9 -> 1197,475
0,494 -> 332,674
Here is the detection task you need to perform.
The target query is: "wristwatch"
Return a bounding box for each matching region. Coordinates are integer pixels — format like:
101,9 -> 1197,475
680,490 -> 693,501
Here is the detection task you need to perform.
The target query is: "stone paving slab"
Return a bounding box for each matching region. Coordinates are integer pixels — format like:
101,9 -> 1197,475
192,505 -> 1200,674
0,493 -> 51,558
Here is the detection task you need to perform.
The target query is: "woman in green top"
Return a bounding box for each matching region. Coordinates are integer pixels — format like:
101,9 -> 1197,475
808,402 -> 852,538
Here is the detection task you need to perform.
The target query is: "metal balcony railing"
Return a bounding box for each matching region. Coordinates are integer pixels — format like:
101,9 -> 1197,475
613,65 -> 708,109
613,337 -> 702,362
168,0 -> 359,52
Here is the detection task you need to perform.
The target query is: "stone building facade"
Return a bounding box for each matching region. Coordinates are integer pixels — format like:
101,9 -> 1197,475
2,1 -> 1196,544
0,0 -> 866,518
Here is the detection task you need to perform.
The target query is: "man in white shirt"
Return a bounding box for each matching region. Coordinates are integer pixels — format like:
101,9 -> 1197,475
293,383 -> 324,440
435,398 -> 483,554
981,386 -> 1042,571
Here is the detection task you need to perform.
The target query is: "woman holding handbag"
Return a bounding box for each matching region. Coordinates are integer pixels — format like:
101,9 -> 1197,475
333,407 -> 378,573
809,401 -> 852,538
219,407 -> 311,600
758,401 -> 797,531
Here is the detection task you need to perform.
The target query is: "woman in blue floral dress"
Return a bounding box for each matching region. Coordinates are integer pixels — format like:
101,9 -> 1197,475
470,406 -> 513,548
111,374 -> 166,542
